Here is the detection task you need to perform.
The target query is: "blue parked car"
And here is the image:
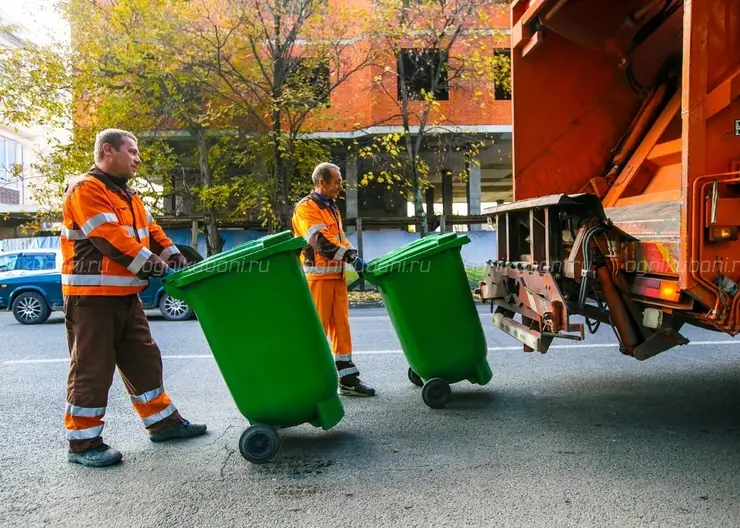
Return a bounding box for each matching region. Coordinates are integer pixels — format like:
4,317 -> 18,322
0,245 -> 203,325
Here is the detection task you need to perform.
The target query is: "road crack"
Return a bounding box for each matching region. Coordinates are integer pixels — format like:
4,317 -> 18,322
220,448 -> 236,480
212,424 -> 236,447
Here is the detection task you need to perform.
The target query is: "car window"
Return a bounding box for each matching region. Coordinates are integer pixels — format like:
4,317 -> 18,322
17,254 -> 56,271
0,253 -> 19,272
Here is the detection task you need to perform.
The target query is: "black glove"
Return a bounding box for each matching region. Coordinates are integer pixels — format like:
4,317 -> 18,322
168,253 -> 188,270
352,257 -> 369,274
137,255 -> 169,280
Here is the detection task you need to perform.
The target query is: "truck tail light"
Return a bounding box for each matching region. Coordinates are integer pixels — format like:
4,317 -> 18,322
634,277 -> 681,303
708,226 -> 738,242
659,282 -> 679,301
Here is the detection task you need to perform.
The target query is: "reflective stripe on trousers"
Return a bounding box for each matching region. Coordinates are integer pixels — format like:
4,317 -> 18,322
337,366 -> 360,378
64,403 -> 106,441
130,385 -> 178,427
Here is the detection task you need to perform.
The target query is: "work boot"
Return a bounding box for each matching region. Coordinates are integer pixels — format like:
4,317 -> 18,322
339,380 -> 376,397
67,443 -> 123,468
149,419 -> 207,443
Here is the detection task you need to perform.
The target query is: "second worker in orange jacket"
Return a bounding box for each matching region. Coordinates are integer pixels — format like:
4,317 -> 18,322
292,163 -> 376,397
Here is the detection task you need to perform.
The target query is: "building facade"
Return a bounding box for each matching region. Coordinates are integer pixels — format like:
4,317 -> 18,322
152,1 -> 515,233
0,22 -> 35,206
301,1 -> 515,230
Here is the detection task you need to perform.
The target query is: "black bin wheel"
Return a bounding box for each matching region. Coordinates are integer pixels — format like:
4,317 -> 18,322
408,368 -> 423,387
239,424 -> 280,464
422,378 -> 451,409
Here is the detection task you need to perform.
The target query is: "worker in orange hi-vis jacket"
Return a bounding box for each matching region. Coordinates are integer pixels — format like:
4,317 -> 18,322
292,162 -> 376,397
61,129 -> 207,468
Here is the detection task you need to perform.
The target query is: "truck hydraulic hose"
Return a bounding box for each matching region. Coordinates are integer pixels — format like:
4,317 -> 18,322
578,225 -> 610,312
595,265 -> 641,353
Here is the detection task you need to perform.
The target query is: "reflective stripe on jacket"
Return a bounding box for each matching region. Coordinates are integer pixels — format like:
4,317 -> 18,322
291,192 -> 356,281
61,165 -> 180,296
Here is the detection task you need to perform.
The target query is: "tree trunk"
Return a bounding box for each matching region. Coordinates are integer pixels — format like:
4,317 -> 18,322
193,128 -> 222,256
396,28 -> 428,238
271,128 -> 291,231
271,12 -> 291,232
405,136 -> 428,237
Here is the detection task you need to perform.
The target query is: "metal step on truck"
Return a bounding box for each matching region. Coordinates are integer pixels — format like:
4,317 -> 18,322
477,0 -> 740,360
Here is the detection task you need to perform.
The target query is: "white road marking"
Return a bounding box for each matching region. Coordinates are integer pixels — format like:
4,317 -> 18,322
2,339 -> 739,366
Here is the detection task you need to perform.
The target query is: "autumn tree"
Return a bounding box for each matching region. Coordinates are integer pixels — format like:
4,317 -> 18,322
64,0 -> 240,254
181,0 -> 376,228
0,1 -> 226,251
361,0 -> 508,236
1,0 -> 378,243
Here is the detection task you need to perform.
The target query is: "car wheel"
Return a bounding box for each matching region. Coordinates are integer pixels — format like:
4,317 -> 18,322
159,293 -> 193,321
12,292 -> 51,325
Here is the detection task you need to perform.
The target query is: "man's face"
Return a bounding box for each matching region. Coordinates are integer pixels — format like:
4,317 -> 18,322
321,169 -> 344,200
104,136 -> 141,179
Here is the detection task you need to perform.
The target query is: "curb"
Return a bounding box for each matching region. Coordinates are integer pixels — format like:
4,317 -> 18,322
349,302 -> 385,310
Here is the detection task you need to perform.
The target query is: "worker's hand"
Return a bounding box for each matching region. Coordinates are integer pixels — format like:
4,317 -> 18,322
150,258 -> 171,278
168,253 -> 188,270
137,255 -> 170,279
352,257 -> 369,274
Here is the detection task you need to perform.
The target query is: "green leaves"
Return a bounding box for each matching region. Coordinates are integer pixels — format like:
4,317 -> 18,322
0,0 -> 506,237
0,39 -> 72,131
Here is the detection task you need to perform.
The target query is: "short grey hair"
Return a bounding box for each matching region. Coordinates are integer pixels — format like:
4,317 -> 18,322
94,129 -> 138,161
312,162 -> 340,186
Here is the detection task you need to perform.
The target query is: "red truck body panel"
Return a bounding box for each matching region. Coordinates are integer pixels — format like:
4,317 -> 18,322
508,0 -> 740,333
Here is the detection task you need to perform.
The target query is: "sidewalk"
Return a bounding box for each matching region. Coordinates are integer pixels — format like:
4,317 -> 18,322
348,290 -> 384,309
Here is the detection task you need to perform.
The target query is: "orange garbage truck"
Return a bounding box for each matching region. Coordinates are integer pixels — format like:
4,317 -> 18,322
479,0 -> 740,360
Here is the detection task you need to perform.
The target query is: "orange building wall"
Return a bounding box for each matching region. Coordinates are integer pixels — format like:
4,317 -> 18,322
76,0 -> 513,136
303,1 -> 513,133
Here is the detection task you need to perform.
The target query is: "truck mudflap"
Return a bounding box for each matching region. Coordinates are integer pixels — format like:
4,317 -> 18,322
633,328 -> 689,361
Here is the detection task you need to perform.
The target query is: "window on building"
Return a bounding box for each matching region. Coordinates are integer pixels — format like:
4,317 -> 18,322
285,58 -> 331,105
397,49 -> 449,101
493,49 -> 512,100
0,138 -> 6,186
0,137 -> 23,189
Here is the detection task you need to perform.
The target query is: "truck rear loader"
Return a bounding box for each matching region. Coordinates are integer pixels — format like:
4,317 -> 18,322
479,0 -> 740,360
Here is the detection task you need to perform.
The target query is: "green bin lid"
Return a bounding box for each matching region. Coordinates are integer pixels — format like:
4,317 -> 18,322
364,232 -> 469,279
161,230 -> 306,289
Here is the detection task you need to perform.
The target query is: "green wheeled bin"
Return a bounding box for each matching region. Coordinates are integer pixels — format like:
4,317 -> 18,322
161,231 -> 344,464
363,232 -> 492,409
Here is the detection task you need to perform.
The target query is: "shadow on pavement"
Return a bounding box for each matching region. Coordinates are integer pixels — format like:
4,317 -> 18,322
484,368 -> 740,436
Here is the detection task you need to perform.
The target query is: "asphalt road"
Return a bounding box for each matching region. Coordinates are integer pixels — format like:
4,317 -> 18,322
1,306 -> 739,527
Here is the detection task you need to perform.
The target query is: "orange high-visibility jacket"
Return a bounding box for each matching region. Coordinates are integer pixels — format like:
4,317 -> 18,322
60,166 -> 181,296
292,192 -> 357,280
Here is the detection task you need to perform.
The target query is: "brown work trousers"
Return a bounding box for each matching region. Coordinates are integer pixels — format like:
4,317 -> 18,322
64,294 -> 182,453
